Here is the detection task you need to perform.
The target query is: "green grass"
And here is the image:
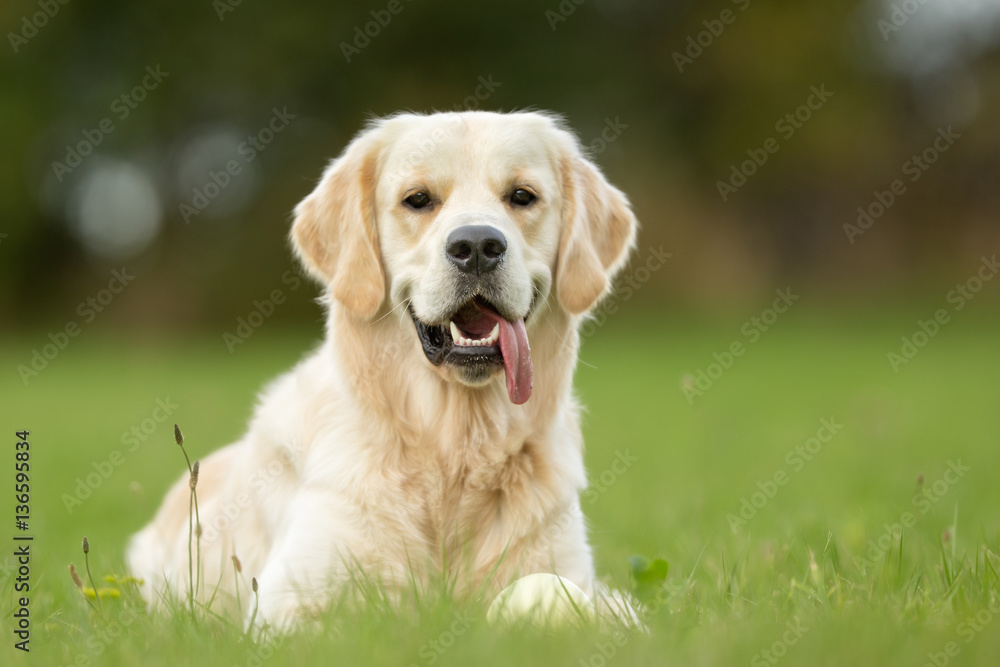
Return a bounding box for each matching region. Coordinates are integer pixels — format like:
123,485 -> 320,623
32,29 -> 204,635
2,303 -> 1000,666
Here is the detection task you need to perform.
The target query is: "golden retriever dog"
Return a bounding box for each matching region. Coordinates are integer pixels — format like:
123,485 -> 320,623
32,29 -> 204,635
127,110 -> 637,629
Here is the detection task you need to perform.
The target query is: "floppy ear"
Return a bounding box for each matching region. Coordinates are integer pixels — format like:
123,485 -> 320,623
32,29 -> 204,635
291,132 -> 385,320
556,154 -> 638,315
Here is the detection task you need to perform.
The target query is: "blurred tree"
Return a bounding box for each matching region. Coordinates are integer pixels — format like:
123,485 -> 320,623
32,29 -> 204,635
1,0 -> 998,328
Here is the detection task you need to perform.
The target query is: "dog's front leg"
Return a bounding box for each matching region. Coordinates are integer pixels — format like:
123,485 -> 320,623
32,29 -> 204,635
246,485 -> 357,632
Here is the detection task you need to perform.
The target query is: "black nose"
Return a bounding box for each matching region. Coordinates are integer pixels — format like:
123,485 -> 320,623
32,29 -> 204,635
445,225 -> 507,275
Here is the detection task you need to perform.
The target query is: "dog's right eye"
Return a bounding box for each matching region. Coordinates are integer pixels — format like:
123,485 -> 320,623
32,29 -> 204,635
404,192 -> 432,209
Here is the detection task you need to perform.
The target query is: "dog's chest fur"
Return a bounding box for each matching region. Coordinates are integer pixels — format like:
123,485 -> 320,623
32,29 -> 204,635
326,390 -> 569,585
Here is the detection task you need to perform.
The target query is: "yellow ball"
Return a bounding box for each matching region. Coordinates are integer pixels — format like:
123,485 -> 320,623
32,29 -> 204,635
486,573 -> 595,628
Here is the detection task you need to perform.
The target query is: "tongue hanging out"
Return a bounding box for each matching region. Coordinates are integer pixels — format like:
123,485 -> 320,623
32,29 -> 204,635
450,300 -> 533,404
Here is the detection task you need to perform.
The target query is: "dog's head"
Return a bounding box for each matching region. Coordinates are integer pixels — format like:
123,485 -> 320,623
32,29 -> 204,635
291,111 -> 637,405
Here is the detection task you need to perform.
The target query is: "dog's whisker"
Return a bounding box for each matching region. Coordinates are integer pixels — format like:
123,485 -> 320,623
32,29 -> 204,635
373,297 -> 410,325
372,279 -> 418,325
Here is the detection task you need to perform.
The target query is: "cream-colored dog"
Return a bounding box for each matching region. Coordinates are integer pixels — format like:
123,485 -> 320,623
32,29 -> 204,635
127,110 -> 637,629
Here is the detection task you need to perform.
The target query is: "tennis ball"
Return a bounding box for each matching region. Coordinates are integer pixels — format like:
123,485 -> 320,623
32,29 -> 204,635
486,573 -> 595,627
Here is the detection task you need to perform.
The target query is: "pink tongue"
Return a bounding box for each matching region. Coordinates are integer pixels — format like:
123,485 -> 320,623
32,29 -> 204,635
474,304 -> 533,404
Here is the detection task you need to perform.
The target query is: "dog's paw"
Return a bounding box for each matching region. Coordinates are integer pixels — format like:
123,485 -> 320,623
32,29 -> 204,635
593,585 -> 648,632
245,579 -> 302,635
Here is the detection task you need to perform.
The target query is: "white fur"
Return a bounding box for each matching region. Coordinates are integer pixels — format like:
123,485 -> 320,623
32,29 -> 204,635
127,111 -> 638,630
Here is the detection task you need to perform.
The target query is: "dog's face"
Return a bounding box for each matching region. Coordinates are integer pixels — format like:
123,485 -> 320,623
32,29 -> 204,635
291,111 -> 636,405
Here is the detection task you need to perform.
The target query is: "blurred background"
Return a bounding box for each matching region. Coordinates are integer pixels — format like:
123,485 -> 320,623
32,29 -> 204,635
3,4 -> 1000,664
2,0 -> 999,328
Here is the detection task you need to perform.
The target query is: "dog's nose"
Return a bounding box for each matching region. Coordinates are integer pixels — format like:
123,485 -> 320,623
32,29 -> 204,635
445,225 -> 507,275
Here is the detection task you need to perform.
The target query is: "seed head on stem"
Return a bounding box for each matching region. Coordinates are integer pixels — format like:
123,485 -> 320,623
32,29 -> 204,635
82,536 -> 102,613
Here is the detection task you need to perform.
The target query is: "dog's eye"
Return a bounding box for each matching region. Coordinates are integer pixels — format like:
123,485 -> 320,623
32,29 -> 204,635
509,189 -> 536,207
404,192 -> 432,209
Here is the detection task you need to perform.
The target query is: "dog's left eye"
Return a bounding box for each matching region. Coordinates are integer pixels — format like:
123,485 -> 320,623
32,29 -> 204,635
404,192 -> 432,209
509,189 -> 536,207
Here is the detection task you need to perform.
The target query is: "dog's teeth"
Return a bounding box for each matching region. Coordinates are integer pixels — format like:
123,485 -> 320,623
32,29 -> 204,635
449,323 -> 500,347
